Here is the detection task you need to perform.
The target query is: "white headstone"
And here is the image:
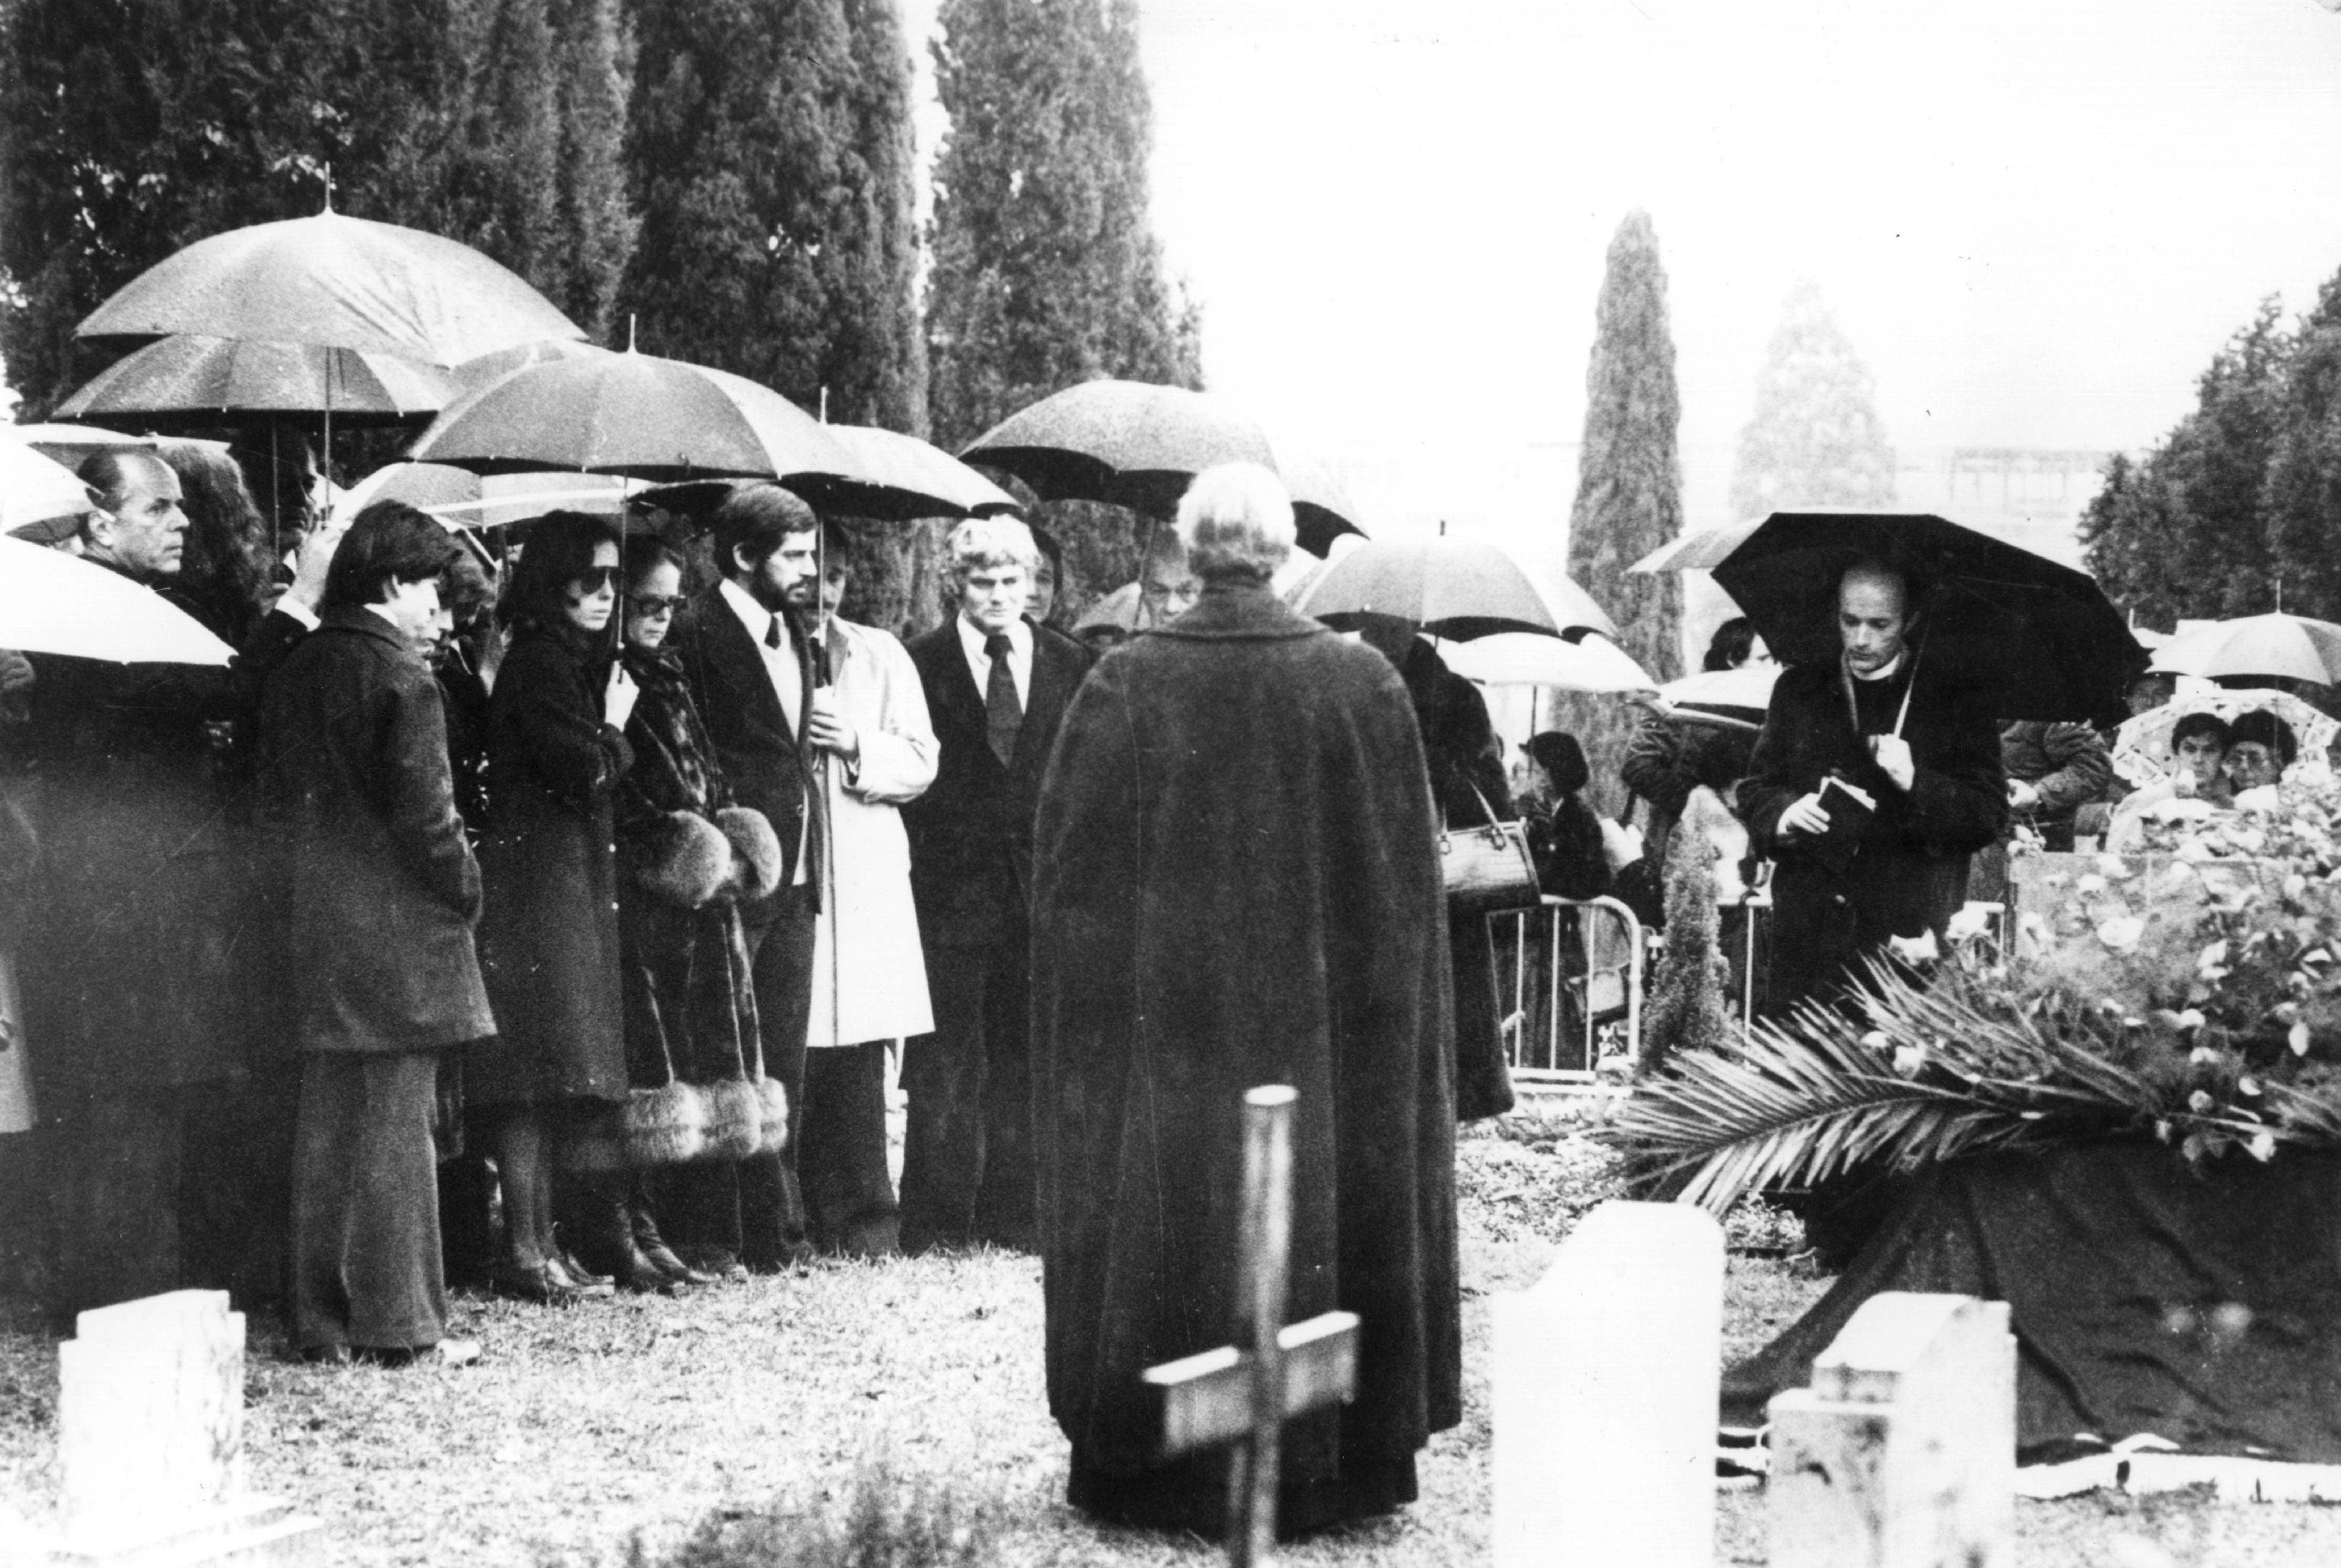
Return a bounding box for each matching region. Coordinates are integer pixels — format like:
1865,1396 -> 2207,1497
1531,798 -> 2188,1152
1768,1291 -> 2015,1568
1491,1200 -> 1725,1568
46,1289 -> 324,1566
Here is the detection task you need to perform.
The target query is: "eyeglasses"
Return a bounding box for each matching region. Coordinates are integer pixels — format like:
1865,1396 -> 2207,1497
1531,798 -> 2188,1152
572,566 -> 621,591
627,593 -> 686,617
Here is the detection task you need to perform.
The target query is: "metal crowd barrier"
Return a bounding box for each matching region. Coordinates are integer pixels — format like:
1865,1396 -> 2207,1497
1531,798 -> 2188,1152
1496,894 -> 1644,1083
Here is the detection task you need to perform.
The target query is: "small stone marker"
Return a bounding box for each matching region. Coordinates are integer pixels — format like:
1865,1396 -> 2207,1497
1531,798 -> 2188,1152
44,1289 -> 324,1566
1491,1200 -> 1724,1568
1768,1291 -> 2015,1568
1142,1085 -> 1360,1568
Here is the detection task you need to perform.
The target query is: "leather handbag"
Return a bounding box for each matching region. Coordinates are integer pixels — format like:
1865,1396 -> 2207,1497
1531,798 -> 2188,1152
1439,778 -> 1541,917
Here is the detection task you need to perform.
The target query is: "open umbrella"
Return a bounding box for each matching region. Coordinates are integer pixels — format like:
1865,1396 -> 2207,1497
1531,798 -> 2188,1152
10,424 -> 164,470
1711,512 -> 2144,726
2148,613 -> 2341,687
0,535 -> 234,664
407,350 -> 863,486
336,461 -> 630,526
1292,537 -> 1618,643
57,333 -> 461,426
2111,687 -> 2339,789
0,438 -> 97,538
1439,631 -> 1654,692
1648,663 -> 1781,734
1630,519 -> 1765,575
77,206 -> 583,368
959,379 -> 1366,556
822,425 -> 1020,520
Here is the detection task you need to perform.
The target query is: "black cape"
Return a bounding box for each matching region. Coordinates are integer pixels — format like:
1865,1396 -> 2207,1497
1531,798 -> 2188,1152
1031,584 -> 1461,1535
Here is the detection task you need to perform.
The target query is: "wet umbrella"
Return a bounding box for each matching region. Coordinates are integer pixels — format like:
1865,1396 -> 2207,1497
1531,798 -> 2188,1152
10,424 -> 165,470
0,534 -> 234,664
1650,664 -> 1781,734
2111,687 -> 2339,790
57,333 -> 461,426
1711,512 -> 2144,726
0,438 -> 98,539
336,461 -> 630,526
407,349 -> 863,486
821,425 -> 1020,521
2148,613 -> 2341,687
1630,519 -> 1765,575
77,206 -> 583,368
1292,537 -> 1618,643
959,379 -> 1366,556
1439,631 -> 1654,692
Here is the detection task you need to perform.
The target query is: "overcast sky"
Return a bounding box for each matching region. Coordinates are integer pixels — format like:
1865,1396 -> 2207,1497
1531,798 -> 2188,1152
1092,0 -> 2341,539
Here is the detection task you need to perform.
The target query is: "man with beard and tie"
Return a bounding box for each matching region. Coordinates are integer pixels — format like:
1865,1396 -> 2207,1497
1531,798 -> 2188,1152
899,517 -> 1093,1253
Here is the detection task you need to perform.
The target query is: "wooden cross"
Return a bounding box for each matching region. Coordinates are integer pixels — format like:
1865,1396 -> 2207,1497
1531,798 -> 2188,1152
1143,1085 -> 1361,1567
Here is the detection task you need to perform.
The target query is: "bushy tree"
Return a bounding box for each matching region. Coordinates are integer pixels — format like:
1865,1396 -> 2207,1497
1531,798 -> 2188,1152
1727,279 -> 1895,521
619,0 -> 927,432
547,0 -> 638,343
1552,210 -> 1683,812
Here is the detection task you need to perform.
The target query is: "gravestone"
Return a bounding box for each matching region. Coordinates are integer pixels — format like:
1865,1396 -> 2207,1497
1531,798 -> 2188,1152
1143,1085 -> 1360,1568
1768,1291 -> 2014,1568
43,1289 -> 324,1566
1491,1200 -> 1724,1568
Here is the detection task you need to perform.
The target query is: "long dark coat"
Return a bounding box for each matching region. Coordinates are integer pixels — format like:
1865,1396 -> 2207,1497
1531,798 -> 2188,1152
258,607 -> 493,1054
473,623 -> 633,1105
903,615 -> 1092,950
1737,659 -> 2007,1012
667,587 -> 819,894
1031,585 -> 1461,1515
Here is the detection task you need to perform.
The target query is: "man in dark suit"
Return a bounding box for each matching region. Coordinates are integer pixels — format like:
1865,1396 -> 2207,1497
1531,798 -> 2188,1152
901,516 -> 1094,1251
665,483 -> 824,1270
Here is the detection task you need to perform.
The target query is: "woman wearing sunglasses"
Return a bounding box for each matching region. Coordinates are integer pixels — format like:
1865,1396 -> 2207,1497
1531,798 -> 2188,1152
472,512 -> 638,1304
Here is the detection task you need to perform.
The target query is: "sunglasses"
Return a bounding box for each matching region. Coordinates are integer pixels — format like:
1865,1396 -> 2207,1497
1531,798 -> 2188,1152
627,592 -> 687,617
571,566 -> 621,592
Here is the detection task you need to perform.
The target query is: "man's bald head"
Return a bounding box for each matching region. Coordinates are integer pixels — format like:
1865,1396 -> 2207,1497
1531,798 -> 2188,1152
1838,556 -> 1915,676
76,448 -> 187,581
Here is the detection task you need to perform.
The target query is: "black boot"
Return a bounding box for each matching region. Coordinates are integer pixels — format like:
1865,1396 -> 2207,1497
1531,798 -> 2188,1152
565,1181 -> 675,1296
632,1194 -> 717,1287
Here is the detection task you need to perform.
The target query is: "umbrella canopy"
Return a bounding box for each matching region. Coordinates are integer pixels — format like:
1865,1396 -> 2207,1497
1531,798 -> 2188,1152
959,379 -> 1366,556
10,424 -> 164,470
1630,519 -> 1765,575
1711,511 -> 2145,726
1073,581 -> 1140,635
0,438 -> 97,538
2148,613 -> 2341,686
1440,630 -> 1654,692
2111,687 -> 2339,789
0,534 -> 234,664
77,208 -> 583,367
451,337 -> 611,394
1291,537 -> 1619,643
57,333 -> 461,425
821,425 -> 1020,521
407,350 -> 863,486
336,461 -> 630,526
1649,663 -> 1782,733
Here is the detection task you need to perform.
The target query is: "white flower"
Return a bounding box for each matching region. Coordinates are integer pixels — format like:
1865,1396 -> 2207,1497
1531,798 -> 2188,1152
2188,1090 -> 2217,1114
2097,853 -> 2136,881
2076,874 -> 2109,897
2249,1131 -> 2279,1162
2287,874 -> 2311,901
1860,1030 -> 1890,1053
2097,916 -> 2145,952
2199,940 -> 2229,974
1892,1044 -> 1926,1078
1944,905 -> 1995,943
2235,785 -> 2283,814
1889,929 -> 1941,966
2292,1021 -> 2314,1056
2189,1046 -> 2221,1066
2240,1076 -> 2263,1096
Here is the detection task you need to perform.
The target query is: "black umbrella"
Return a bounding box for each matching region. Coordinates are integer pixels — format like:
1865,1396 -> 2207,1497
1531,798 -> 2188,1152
1711,512 -> 2146,727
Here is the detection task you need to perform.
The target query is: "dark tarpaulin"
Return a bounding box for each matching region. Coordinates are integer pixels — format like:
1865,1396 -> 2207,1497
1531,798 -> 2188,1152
1724,1143 -> 2341,1461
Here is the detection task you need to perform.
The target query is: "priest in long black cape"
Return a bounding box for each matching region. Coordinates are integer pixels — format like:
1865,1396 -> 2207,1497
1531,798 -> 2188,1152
1030,462 -> 1462,1539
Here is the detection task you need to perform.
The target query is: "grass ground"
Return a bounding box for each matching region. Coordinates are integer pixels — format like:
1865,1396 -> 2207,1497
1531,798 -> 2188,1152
4,1106 -> 2340,1565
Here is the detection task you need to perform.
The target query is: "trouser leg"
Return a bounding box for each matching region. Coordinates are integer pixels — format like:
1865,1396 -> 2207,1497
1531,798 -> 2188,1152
292,1053 -> 447,1353
973,929 -> 1037,1250
799,1040 -> 899,1255
45,1090 -> 183,1321
900,942 -> 990,1253
738,886 -> 815,1269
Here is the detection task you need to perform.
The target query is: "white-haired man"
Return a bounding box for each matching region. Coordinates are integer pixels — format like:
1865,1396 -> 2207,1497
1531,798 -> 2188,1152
1030,461 -> 1460,1535
899,515 -> 1094,1251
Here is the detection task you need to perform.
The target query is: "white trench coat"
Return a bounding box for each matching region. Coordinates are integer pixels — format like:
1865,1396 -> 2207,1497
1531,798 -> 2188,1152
807,617 -> 937,1047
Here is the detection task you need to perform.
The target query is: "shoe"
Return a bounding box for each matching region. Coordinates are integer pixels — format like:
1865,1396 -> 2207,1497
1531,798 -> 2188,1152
674,1243 -> 750,1284
353,1338 -> 483,1369
632,1203 -> 719,1287
490,1258 -> 585,1307
546,1252 -> 617,1298
298,1343 -> 352,1366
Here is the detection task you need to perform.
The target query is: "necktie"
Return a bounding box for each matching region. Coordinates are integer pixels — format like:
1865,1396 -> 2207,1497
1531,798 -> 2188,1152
984,632 -> 1021,766
766,613 -> 783,650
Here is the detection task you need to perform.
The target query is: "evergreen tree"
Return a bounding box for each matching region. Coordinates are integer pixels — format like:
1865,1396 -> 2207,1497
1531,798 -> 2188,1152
1554,211 -> 1684,812
547,0 -> 637,343
1640,818 -> 1732,1078
1727,279 -> 1895,521
619,0 -> 927,432
2257,273 -> 2341,621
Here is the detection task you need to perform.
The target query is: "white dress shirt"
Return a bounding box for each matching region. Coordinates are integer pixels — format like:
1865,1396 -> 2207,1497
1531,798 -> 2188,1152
720,576 -> 809,884
955,612 -> 1033,709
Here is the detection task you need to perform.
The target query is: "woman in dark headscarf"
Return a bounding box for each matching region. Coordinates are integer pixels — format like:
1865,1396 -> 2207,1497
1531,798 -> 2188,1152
472,512 -> 638,1304
1519,731 -> 1612,901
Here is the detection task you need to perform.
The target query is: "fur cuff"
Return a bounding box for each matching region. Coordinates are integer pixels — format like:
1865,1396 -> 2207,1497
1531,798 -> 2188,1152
717,806 -> 783,901
631,811 -> 732,909
624,1082 -> 710,1168
700,1077 -> 763,1162
753,1072 -> 791,1155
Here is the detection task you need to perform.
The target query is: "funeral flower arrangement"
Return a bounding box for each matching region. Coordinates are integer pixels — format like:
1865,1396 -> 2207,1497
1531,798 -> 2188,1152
1606,773 -> 2341,1213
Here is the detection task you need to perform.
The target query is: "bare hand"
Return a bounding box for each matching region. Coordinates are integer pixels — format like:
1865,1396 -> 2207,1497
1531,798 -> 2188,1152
806,690 -> 858,760
285,518 -> 349,615
2008,779 -> 2040,811
1778,792 -> 1832,839
1870,735 -> 1916,792
604,663 -> 638,730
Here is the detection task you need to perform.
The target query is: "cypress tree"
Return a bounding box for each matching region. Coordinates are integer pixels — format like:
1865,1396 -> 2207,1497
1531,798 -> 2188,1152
1727,279 -> 1895,521
546,0 -> 638,344
1555,210 -> 1684,813
619,0 -> 926,430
